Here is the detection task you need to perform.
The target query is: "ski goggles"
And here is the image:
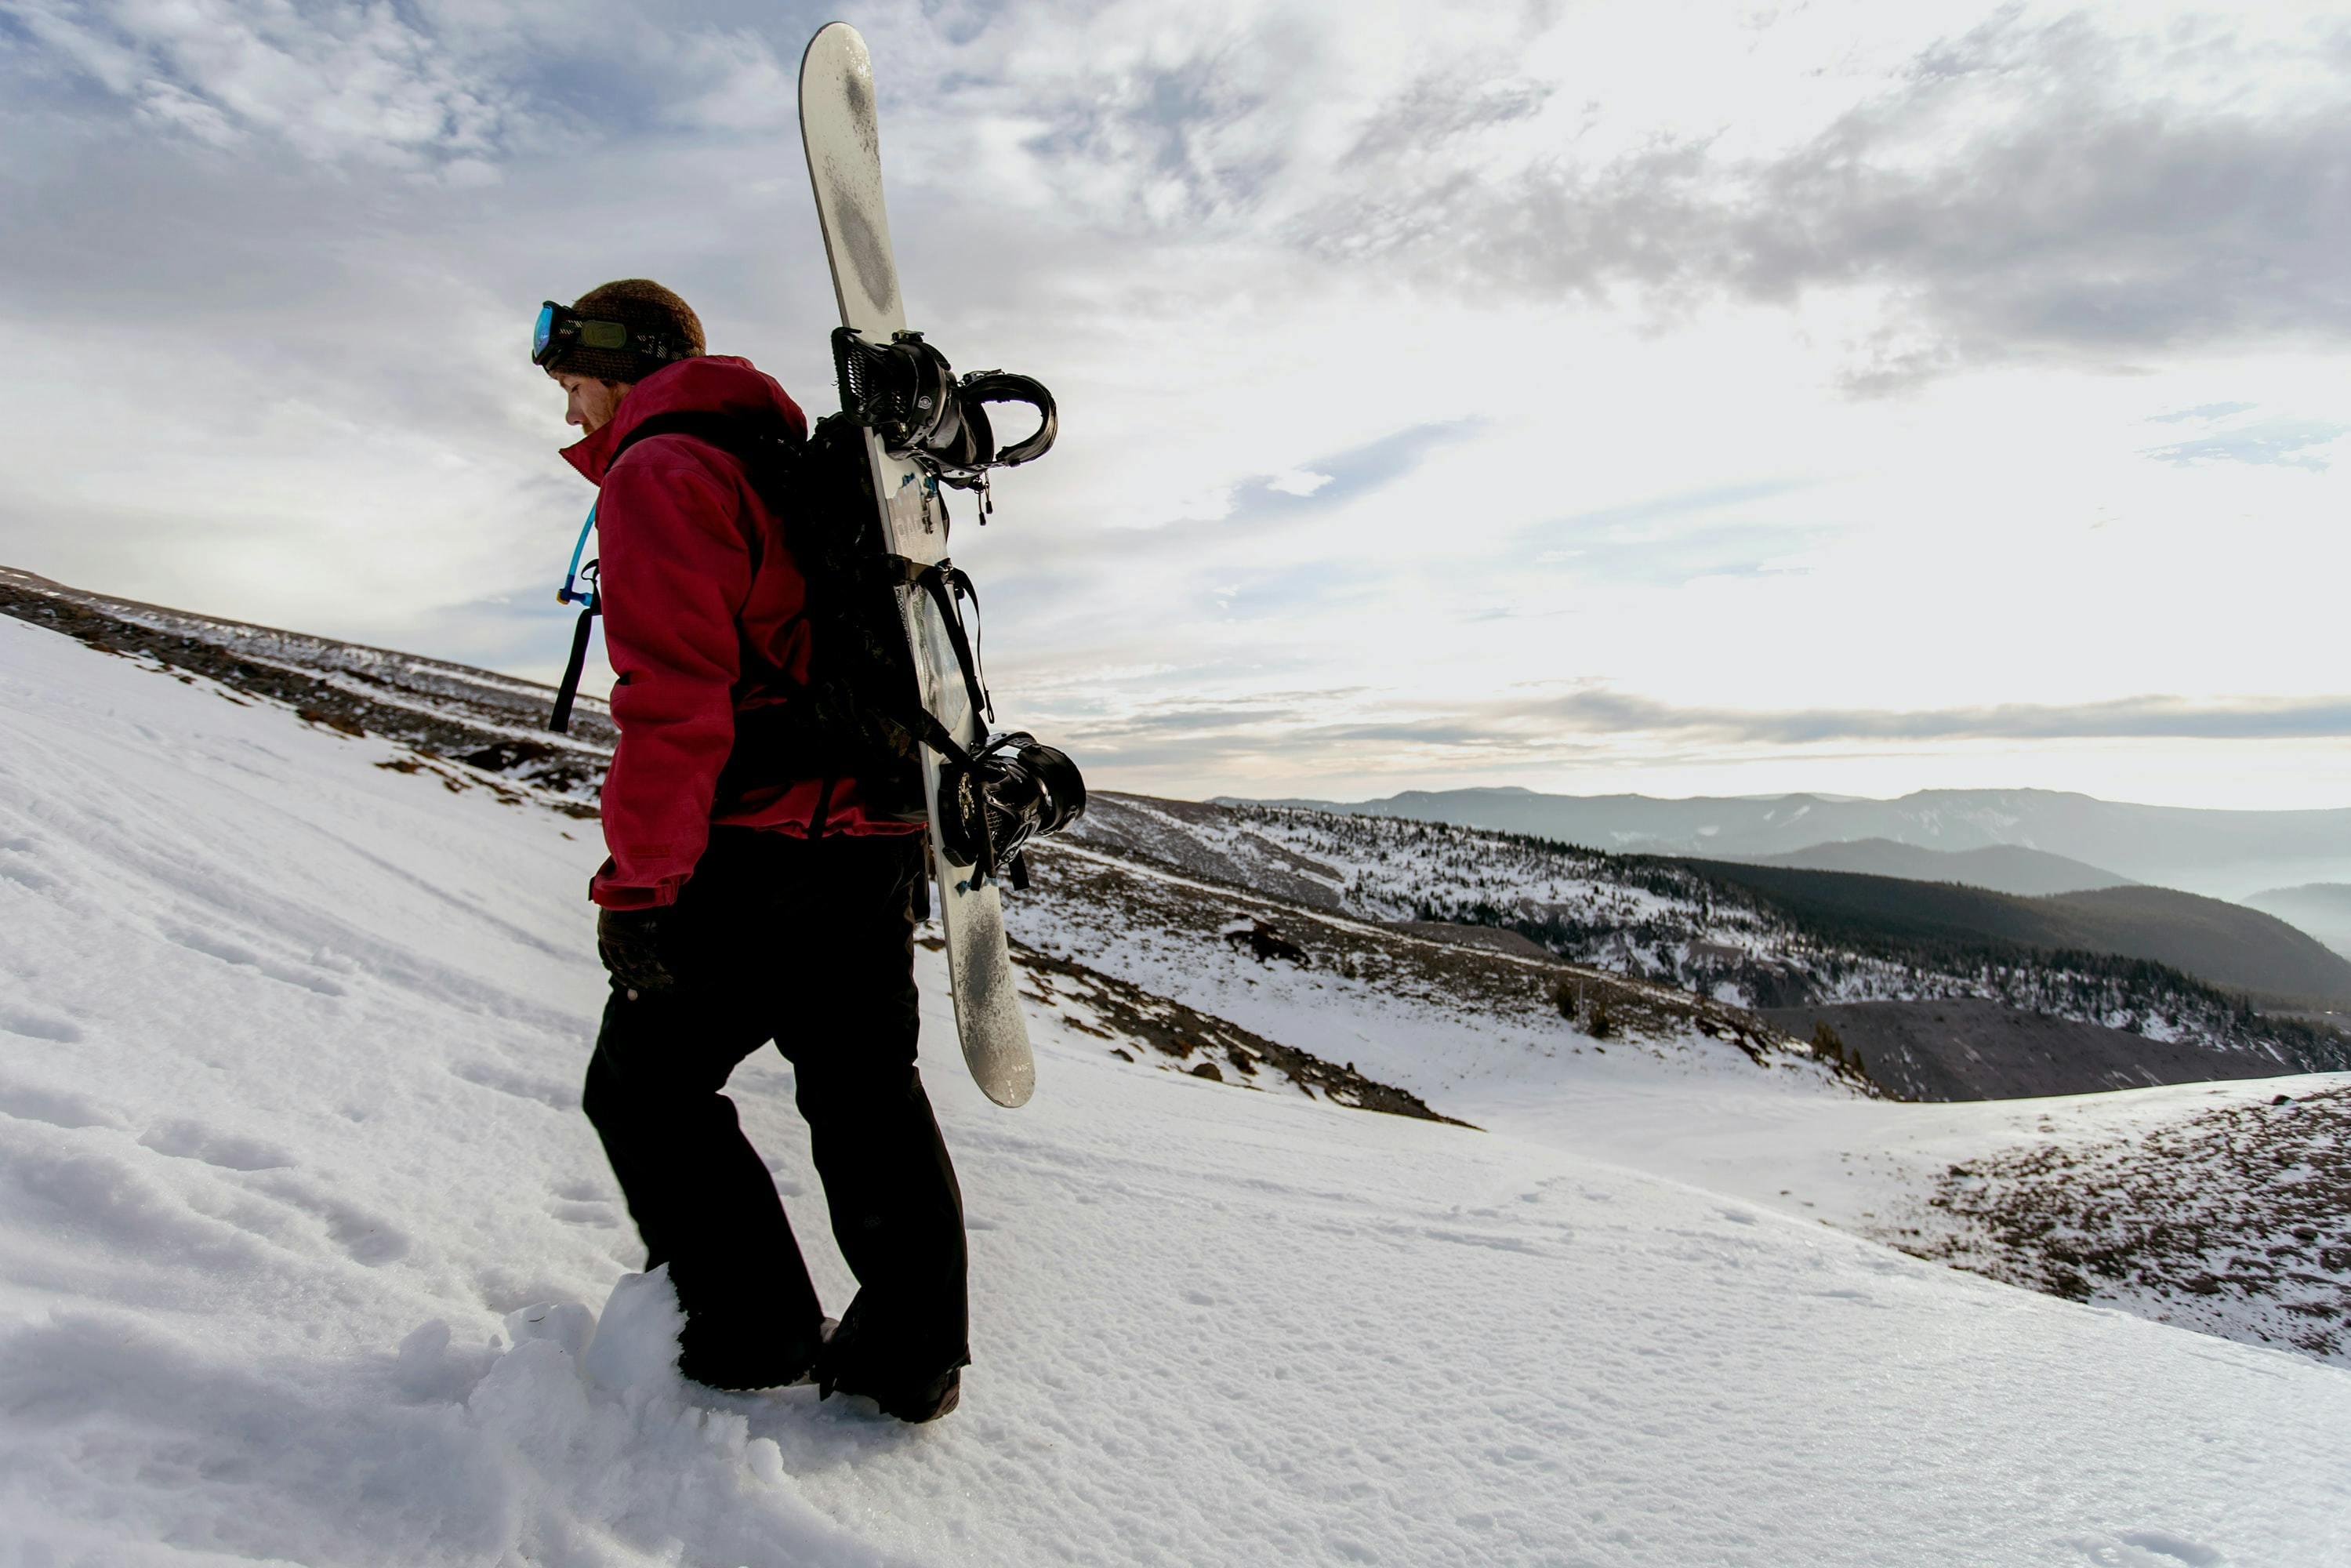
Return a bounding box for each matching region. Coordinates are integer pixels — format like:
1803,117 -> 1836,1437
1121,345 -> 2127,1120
531,301 -> 692,370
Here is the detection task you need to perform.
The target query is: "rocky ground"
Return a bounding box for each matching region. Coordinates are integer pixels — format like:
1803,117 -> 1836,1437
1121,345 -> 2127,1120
1907,1085 -> 2351,1361
1003,938 -> 1471,1124
0,567 -> 610,808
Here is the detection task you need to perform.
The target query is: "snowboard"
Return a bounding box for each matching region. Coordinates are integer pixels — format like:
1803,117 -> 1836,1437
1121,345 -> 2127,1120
797,22 -> 1035,1109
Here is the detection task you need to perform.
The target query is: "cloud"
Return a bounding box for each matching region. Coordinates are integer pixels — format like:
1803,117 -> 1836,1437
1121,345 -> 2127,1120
2150,401 -> 2258,425
1016,35 -> 1286,228
1056,684 -> 2351,794
5,0 -> 2349,811
1494,688 -> 2351,745
1515,480 -> 1825,586
1339,64 -> 1551,169
1205,561 -> 1377,620
8,0 -> 513,167
2144,416 -> 2348,472
1304,9 -> 2351,390
1240,420 -> 1485,516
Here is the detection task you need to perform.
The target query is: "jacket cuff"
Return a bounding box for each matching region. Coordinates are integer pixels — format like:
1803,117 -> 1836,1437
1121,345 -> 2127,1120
589,859 -> 688,910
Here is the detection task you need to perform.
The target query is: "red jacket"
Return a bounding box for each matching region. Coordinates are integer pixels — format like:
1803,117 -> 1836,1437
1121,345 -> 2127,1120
563,355 -> 923,911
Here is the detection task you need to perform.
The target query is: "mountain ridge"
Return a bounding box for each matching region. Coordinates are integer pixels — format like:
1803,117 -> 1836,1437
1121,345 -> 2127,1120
2243,883 -> 2351,962
1225,783 -> 2351,898
1725,837 -> 2135,896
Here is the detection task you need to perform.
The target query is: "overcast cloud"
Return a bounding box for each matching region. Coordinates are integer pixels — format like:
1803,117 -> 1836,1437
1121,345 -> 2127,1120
3,0 -> 2349,808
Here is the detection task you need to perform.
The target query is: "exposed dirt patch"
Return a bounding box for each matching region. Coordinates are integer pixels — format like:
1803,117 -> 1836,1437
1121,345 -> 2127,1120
1384,920 -> 1556,962
2,572 -> 604,816
1902,1087 -> 2351,1362
1010,941 -> 1474,1126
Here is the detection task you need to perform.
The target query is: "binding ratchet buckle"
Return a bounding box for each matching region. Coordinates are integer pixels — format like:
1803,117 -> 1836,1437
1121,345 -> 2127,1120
832,328 -> 1057,497
934,731 -> 1087,891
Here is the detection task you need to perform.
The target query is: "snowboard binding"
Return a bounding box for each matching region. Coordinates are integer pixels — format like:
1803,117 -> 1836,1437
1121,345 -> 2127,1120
832,328 -> 1057,494
832,325 -> 1080,891
935,731 -> 1087,891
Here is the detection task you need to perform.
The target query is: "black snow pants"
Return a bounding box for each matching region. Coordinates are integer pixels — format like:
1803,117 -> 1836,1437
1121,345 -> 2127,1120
582,826 -> 967,1392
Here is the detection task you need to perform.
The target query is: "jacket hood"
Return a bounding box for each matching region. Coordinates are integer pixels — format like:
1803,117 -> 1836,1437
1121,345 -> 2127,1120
559,355 -> 807,486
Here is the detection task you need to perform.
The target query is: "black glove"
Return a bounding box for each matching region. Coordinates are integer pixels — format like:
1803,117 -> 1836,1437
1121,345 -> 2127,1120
597,906 -> 679,996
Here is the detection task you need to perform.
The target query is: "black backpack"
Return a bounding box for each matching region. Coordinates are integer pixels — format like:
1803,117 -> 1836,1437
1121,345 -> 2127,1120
597,408 -> 972,824
547,343 -> 1082,886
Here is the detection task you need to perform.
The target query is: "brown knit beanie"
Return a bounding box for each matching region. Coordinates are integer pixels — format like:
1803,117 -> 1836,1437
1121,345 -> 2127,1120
547,278 -> 706,383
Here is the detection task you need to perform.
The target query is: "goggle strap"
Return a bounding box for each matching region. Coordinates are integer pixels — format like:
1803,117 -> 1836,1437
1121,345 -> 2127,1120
535,302 -> 691,368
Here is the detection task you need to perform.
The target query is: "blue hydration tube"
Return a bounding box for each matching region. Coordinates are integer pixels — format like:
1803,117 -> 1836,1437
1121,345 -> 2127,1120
548,503 -> 600,733
557,502 -> 599,610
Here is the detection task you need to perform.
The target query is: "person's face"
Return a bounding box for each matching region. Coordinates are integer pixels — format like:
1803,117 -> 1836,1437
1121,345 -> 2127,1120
552,370 -> 629,435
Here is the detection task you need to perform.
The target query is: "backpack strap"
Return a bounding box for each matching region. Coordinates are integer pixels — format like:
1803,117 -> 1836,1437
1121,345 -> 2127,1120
617,412 -> 996,747
545,414 -> 794,735
613,411 -> 800,546
613,410 -> 802,464
546,506 -> 602,735
548,568 -> 600,734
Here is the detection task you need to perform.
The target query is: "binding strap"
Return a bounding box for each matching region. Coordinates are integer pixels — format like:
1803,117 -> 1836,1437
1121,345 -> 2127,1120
544,414 -> 793,735
958,372 -> 1057,469
887,554 -> 992,728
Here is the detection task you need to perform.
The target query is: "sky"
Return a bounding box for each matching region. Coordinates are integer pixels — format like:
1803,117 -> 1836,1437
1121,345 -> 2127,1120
3,0 -> 2349,810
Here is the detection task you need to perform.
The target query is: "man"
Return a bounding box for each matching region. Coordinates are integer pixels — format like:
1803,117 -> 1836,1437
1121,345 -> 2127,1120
541,278 -> 967,1421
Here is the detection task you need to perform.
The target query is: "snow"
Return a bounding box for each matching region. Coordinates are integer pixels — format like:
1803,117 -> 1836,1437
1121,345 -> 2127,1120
1172,804 -> 2311,1063
1010,843 -> 1846,1120
4,613 -> 2349,1566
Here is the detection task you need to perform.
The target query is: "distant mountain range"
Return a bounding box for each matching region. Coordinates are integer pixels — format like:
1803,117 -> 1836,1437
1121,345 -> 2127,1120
1231,786 -> 2351,900
1683,861 -> 2351,1011
1728,838 -> 2134,897
2242,884 -> 2351,961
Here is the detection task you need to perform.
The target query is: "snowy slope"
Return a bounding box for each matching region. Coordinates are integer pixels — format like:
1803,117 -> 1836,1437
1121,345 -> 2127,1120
4,615 -> 2349,1568
1009,840 -> 1859,1134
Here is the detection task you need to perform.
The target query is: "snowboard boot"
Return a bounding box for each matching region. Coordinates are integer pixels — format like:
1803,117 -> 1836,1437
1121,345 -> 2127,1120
812,1311 -> 964,1422
678,1315 -> 834,1393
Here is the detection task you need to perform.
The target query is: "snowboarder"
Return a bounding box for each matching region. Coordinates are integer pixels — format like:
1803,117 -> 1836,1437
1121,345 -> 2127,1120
538,278 -> 967,1421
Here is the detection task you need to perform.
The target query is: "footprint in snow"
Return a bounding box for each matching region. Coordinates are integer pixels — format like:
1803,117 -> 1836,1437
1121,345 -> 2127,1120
449,1060 -> 578,1110
220,1172 -> 412,1266
159,924 -> 348,997
0,1082 -> 122,1130
0,840 -> 61,892
0,1006 -> 85,1044
161,924 -> 265,968
139,1119 -> 295,1171
2071,1530 -> 2226,1567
